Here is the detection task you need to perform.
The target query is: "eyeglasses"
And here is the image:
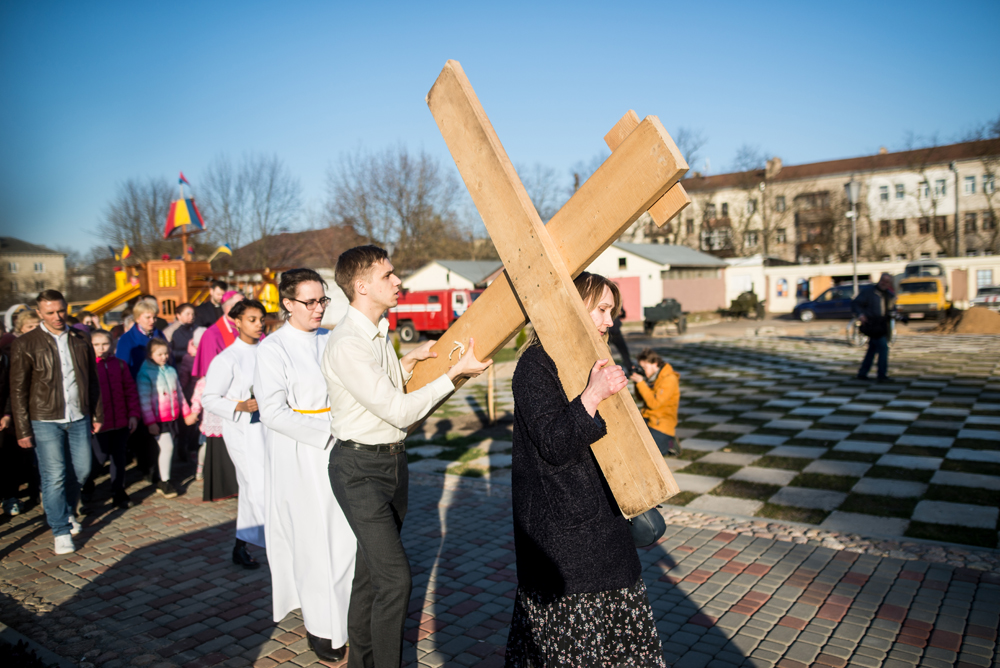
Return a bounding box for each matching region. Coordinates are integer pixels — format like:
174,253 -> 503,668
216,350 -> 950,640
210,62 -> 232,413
288,297 -> 331,310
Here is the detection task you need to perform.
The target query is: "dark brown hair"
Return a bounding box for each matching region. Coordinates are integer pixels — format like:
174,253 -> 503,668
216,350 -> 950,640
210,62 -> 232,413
636,348 -> 663,367
230,299 -> 266,321
278,269 -> 327,315
335,245 -> 389,301
36,289 -> 66,305
145,337 -> 169,360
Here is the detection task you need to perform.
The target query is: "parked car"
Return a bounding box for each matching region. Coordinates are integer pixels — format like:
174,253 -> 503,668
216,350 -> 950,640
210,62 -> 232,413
895,277 -> 950,319
793,284 -> 865,322
971,285 -> 1000,311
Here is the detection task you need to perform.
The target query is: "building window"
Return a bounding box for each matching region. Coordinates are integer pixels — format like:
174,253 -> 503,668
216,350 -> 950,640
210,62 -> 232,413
881,255 -> 891,262
918,217 -> 931,234
686,218 -> 694,235
920,252 -> 931,259
9,280 -> 17,291
721,203 -> 729,217
34,262 -> 44,273
34,280 -> 45,290
745,231 -> 759,247
775,196 -> 786,212
919,181 -> 930,198
7,262 -> 17,273
880,220 -> 891,237
896,254 -> 907,261
966,249 -> 978,257
705,203 -> 716,219
977,269 -> 994,288
747,199 -> 757,215
776,228 -> 787,244
895,184 -> 905,199
618,257 -> 627,269
879,186 -> 889,202
895,219 -> 906,236
935,216 -> 948,233
983,211 -> 996,230
964,176 -> 976,195
934,179 -> 946,198
965,212 -> 977,233
984,174 -> 996,194
662,268 -> 720,280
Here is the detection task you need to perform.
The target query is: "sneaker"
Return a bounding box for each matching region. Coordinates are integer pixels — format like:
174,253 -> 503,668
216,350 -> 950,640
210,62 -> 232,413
157,481 -> 179,499
195,464 -> 204,481
3,498 -> 21,516
69,516 -> 82,535
54,534 -> 76,555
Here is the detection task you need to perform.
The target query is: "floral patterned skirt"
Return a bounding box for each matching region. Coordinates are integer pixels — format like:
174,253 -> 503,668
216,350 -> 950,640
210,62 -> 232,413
505,577 -> 665,667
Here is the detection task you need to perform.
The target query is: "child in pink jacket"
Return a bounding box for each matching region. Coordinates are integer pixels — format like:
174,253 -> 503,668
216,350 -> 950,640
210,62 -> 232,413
137,339 -> 195,498
90,330 -> 141,509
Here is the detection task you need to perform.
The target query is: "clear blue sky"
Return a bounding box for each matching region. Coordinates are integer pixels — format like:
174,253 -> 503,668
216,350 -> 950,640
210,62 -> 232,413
2,0 -> 998,254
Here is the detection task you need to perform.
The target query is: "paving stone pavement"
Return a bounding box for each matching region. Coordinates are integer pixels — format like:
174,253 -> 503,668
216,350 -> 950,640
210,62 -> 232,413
414,334 -> 1000,549
1,462 -> 999,668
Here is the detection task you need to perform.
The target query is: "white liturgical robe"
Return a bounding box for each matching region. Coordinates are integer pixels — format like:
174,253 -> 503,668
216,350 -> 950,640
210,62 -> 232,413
254,323 -> 356,645
202,338 -> 267,548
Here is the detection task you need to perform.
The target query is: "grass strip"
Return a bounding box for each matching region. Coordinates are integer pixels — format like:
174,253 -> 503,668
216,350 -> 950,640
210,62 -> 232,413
681,462 -> 741,478
820,450 -> 882,463
940,459 -> 1000,477
839,493 -> 918,518
788,473 -> 859,492
865,466 -> 934,483
755,503 -> 829,525
710,480 -> 780,500
753,456 -> 812,471
722,443 -> 773,455
905,521 -> 997,549
665,491 -> 699,506
925,484 -> 1000,507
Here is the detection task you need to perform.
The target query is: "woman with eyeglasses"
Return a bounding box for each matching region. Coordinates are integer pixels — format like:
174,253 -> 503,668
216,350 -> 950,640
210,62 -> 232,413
253,268 -> 355,663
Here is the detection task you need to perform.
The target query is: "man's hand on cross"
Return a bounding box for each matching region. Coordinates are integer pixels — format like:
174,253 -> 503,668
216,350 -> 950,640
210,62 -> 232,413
445,338 -> 491,383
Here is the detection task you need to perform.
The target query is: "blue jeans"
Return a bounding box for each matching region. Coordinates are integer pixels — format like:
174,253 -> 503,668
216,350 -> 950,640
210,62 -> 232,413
858,335 -> 889,380
32,419 -> 92,537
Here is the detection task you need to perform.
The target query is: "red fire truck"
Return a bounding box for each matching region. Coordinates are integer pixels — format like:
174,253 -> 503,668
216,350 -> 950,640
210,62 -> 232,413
387,288 -> 481,342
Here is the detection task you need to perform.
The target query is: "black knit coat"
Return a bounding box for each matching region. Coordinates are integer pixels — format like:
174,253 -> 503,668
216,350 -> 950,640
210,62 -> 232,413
511,345 -> 641,596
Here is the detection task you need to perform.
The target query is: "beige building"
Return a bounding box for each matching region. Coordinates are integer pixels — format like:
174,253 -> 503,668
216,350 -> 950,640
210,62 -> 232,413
0,237 -> 67,308
622,139 -> 999,263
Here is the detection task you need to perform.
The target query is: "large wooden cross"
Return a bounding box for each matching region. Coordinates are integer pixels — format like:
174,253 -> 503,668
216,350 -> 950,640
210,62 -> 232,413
408,60 -> 691,517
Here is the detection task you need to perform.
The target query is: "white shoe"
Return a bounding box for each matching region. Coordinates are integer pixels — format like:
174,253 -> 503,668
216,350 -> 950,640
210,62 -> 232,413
54,534 -> 76,555
69,516 -> 82,535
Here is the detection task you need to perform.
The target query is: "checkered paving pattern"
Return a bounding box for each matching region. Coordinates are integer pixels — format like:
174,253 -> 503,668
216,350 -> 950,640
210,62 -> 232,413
653,335 -> 1000,549
2,472 -> 999,668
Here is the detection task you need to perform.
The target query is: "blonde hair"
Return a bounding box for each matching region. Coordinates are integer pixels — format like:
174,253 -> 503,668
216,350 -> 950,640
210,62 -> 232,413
518,272 -> 622,355
14,309 -> 41,333
132,299 -> 159,318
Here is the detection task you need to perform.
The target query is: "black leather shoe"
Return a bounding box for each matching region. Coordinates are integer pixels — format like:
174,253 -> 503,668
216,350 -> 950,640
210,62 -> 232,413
306,632 -> 346,662
113,493 -> 134,510
232,543 -> 261,570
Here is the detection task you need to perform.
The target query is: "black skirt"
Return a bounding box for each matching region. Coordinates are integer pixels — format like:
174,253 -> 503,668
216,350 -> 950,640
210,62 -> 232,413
202,436 -> 239,501
505,577 -> 665,667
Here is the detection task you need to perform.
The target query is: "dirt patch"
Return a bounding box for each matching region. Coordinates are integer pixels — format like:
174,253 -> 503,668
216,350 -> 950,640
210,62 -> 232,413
931,306 -> 1000,334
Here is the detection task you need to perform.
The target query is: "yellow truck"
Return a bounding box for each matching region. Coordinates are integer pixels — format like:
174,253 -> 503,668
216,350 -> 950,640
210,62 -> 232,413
895,276 -> 950,319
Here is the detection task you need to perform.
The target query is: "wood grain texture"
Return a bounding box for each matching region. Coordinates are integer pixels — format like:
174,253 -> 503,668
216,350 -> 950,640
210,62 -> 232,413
416,60 -> 682,515
604,110 -> 692,228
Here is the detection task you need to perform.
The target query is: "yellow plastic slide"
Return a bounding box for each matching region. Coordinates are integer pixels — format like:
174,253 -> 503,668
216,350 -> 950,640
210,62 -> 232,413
82,282 -> 141,317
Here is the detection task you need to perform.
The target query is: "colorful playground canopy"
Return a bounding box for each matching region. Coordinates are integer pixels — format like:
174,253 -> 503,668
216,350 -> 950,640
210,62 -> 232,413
164,197 -> 206,239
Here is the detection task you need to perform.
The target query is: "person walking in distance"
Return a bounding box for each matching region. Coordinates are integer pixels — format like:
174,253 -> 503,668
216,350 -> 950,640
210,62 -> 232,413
10,290 -> 103,555
254,269 -> 355,663
323,245 -> 491,668
852,272 -> 896,383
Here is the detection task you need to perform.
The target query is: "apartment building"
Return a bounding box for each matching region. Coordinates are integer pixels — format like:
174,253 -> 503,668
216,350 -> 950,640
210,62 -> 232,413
622,139 -> 999,263
0,237 -> 67,309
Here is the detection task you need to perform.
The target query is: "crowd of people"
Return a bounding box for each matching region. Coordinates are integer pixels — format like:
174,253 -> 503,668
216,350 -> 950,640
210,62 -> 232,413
0,246 -> 702,666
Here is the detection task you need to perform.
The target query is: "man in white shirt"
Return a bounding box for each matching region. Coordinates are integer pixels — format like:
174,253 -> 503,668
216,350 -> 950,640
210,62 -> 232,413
10,290 -> 103,555
323,245 -> 490,668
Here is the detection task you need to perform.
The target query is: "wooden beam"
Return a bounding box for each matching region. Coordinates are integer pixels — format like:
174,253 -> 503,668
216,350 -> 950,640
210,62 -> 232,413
409,106 -> 689,390
420,60 -> 682,515
604,110 -> 692,227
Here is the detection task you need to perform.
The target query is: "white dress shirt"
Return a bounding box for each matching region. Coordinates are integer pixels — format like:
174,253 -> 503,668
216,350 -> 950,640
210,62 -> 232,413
42,324 -> 83,423
322,306 -> 454,445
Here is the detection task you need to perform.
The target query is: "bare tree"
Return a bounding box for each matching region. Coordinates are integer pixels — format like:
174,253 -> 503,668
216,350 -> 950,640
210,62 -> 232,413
97,177 -> 177,261
961,114 -> 1000,253
326,145 -> 490,272
569,151 -> 609,194
673,127 -> 707,174
200,153 -> 303,267
516,163 -> 564,222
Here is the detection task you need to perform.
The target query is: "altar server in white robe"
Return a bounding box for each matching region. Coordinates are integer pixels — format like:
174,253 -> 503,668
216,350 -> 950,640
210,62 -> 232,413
202,299 -> 268,570
254,269 -> 354,664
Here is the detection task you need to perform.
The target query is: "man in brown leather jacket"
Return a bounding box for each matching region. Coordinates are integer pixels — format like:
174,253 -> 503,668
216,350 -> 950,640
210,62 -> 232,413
10,290 -> 103,555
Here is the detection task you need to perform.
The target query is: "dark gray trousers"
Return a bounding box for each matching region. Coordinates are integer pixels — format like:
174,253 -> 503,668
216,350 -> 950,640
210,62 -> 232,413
328,445 -> 411,668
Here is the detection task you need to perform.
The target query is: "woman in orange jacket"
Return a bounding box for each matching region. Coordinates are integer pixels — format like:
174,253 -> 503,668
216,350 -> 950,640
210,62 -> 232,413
629,348 -> 681,456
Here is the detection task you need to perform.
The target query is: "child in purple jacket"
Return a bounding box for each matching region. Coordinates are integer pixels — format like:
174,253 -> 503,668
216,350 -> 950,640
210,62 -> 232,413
90,330 -> 141,509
